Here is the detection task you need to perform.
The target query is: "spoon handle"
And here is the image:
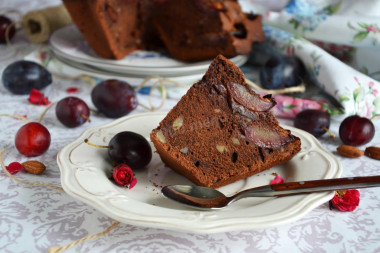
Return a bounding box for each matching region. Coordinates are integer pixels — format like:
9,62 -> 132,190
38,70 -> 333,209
270,175 -> 380,197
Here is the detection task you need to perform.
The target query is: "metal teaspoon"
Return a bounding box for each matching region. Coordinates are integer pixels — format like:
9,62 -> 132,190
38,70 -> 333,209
162,176 -> 380,210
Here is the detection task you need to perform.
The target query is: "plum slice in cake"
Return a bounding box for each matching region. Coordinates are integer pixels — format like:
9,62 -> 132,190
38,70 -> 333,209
150,55 -> 301,188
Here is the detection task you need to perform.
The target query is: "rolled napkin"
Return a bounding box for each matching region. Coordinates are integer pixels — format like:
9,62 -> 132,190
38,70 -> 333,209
264,12 -> 380,49
22,5 -> 72,43
240,0 -> 380,117
253,26 -> 380,118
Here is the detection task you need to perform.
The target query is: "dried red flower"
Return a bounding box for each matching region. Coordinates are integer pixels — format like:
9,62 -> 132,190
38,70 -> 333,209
112,164 -> 137,189
5,162 -> 23,174
270,175 -> 284,185
330,189 -> 360,211
66,87 -> 78,93
28,89 -> 51,105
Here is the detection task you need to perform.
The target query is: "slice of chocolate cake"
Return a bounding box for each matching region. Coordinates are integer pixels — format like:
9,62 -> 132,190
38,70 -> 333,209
150,55 -> 301,188
63,0 -> 143,60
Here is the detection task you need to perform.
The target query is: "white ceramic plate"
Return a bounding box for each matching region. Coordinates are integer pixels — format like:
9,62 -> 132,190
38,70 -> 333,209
49,25 -> 248,77
57,112 -> 342,233
51,53 -> 203,86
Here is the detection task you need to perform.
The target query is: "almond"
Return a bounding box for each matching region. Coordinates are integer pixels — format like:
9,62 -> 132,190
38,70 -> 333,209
336,145 -> 364,158
22,160 -> 46,175
172,116 -> 184,130
365,146 -> 380,160
156,130 -> 166,143
216,144 -> 228,153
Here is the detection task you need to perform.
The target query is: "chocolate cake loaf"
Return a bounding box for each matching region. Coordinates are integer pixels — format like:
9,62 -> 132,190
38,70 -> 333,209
62,0 -> 264,61
152,0 -> 265,62
150,55 -> 301,188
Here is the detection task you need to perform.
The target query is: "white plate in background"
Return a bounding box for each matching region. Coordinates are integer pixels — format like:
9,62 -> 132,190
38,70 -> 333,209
49,25 -> 248,77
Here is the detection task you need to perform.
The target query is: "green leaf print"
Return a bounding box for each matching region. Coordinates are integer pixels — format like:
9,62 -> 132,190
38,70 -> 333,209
374,97 -> 380,113
284,105 -> 297,110
339,95 -> 350,102
353,87 -> 364,102
347,22 -> 356,30
353,31 -> 370,42
289,19 -> 299,30
323,2 -> 342,15
358,23 -> 369,29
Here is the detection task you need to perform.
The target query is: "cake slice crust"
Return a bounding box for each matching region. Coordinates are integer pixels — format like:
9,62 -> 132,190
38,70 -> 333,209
151,55 -> 301,188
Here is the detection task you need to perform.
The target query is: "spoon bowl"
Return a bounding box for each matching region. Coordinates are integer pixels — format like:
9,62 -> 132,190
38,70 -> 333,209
162,185 -> 232,209
162,176 -> 380,210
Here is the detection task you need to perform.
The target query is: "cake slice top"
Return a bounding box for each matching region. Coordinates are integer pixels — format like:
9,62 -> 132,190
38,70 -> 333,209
201,55 -> 293,149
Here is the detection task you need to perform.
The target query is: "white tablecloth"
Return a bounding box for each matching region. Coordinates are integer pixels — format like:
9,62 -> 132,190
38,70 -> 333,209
1,1 -> 380,252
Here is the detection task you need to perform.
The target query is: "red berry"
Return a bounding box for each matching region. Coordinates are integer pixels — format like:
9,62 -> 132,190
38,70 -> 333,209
15,122 -> 51,156
108,131 -> 152,170
56,96 -> 90,128
0,15 -> 16,44
339,115 -> 375,146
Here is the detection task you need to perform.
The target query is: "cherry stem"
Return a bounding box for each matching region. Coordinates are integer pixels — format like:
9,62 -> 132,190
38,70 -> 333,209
0,149 -> 64,191
5,21 -> 17,49
370,114 -> 380,121
38,101 -> 57,123
80,113 -> 91,123
321,126 -> 336,140
90,108 -> 99,114
134,76 -> 189,112
84,139 -> 111,149
0,113 -> 30,123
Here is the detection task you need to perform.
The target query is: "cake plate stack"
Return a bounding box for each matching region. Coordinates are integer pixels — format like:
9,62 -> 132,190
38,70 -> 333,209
48,25 -> 248,86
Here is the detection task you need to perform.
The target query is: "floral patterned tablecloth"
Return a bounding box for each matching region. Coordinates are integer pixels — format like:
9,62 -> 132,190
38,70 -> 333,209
1,0 -> 380,252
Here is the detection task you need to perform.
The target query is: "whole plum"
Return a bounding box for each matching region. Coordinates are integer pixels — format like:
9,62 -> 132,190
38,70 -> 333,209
2,60 -> 52,94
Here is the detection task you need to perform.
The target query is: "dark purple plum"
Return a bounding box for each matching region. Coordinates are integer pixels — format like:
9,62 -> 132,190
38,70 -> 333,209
2,60 -> 52,94
91,79 -> 137,118
294,109 -> 330,137
260,55 -> 306,90
56,97 -> 90,128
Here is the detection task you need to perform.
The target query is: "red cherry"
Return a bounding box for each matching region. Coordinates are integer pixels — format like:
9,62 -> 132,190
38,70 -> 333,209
55,96 -> 90,128
0,15 -> 16,44
15,122 -> 51,156
339,115 -> 375,146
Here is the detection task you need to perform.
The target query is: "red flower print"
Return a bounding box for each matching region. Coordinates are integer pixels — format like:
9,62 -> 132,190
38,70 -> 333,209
366,26 -> 378,33
112,164 -> 137,189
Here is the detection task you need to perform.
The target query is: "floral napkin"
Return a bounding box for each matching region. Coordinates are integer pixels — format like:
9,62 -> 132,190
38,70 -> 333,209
241,0 -> 380,118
